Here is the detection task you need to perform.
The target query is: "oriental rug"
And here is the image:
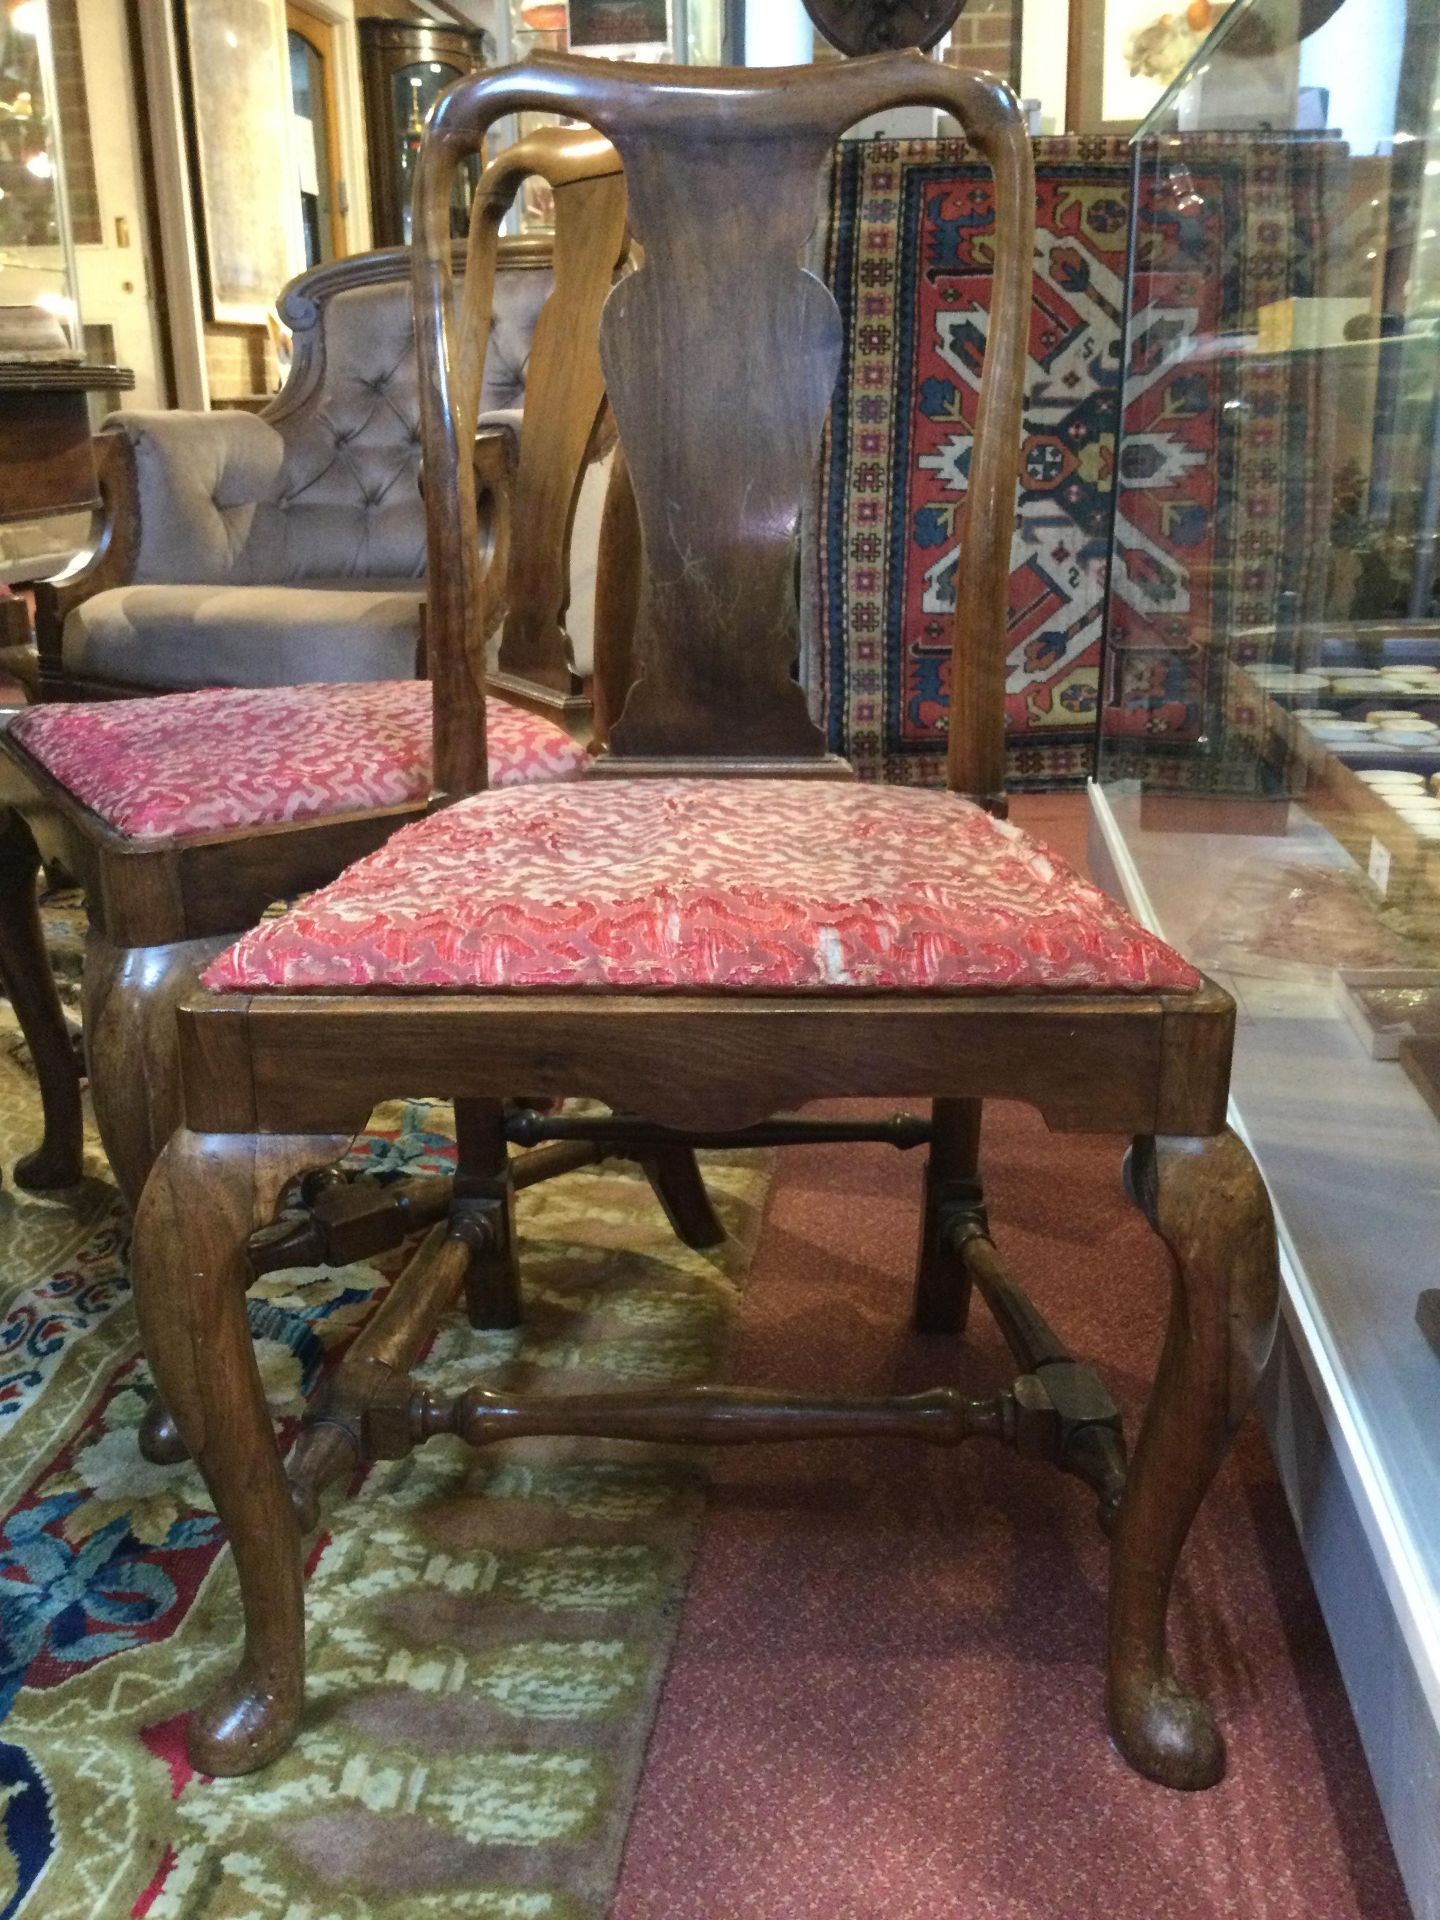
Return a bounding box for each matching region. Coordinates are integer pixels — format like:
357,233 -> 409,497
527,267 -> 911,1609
819,135 -> 1135,790
0,961 -> 771,1920
818,135 -> 1337,793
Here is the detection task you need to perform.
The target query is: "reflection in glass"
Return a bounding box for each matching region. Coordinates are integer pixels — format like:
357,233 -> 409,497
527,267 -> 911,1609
0,0 -> 80,359
1099,0 -> 1440,812
393,59 -> 479,244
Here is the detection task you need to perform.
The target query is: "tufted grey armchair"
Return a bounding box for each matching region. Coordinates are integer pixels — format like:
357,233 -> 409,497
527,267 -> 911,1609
31,236 -> 610,704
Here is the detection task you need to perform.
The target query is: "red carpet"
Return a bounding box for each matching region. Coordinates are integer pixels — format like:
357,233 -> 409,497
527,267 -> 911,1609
612,799 -> 1409,1920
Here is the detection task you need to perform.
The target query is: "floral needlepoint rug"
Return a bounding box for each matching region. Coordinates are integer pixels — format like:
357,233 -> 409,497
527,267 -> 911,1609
0,941 -> 771,1919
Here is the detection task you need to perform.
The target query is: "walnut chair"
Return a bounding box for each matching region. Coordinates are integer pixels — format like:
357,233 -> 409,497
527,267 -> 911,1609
131,49 -> 1281,1794
0,126 -> 635,1214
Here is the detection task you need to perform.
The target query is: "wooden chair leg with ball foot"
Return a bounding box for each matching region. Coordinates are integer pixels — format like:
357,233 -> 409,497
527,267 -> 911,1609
0,805 -> 84,1191
131,48 -> 1283,1794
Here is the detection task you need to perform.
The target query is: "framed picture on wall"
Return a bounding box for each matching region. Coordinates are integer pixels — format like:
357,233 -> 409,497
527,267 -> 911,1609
182,0 -> 297,324
568,0 -> 670,49
1068,0 -> 1229,133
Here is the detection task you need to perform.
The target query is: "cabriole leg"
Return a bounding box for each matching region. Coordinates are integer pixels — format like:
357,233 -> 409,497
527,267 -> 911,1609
82,929 -> 226,1213
1107,1129 -> 1280,1789
87,931 -> 230,1469
0,805 -> 83,1189
133,1126 -> 346,1775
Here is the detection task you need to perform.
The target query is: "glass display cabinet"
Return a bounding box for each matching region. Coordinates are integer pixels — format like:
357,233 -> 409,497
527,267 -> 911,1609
358,18 -> 489,248
1090,6 -> 1440,1910
0,0 -> 130,528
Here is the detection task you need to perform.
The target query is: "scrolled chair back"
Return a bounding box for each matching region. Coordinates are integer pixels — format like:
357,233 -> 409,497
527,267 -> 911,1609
414,50 -> 1033,807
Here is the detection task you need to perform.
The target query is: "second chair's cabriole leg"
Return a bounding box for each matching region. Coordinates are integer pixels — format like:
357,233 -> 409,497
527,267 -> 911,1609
0,805 -> 83,1190
138,1397 -> 191,1466
82,929 -> 228,1213
133,1126 -> 348,1775
912,1096 -> 983,1334
1107,1129 -> 1280,1789
86,929 -> 231,1468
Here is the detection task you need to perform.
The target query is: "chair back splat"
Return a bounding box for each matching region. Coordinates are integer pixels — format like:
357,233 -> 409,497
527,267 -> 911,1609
414,50 -> 1034,807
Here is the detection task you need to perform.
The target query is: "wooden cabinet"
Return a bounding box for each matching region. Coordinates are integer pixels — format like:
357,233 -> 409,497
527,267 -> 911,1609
357,18 -> 487,248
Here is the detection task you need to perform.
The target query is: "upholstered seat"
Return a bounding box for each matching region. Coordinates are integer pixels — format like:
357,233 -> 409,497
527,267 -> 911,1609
203,779 -> 1200,995
8,682 -> 586,843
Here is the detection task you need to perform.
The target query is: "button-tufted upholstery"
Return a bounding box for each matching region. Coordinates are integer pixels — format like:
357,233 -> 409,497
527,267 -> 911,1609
59,255 -> 580,691
63,582 -> 427,689
202,780 -> 1203,996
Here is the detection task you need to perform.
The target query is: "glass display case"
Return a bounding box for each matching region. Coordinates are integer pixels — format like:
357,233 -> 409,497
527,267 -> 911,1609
1090,6 -> 1440,1910
0,0 -> 129,537
494,2 -> 726,232
358,19 -> 489,248
0,0 -> 81,364
506,0 -> 724,66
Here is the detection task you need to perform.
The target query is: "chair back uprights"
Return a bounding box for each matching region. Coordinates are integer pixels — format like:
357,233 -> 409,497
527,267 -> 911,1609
421,125 -> 628,800
414,52 -> 1033,810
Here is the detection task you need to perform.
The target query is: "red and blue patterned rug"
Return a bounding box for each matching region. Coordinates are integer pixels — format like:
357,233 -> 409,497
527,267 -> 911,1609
819,135 -> 1135,790
0,943 -> 771,1920
818,135 -> 1334,792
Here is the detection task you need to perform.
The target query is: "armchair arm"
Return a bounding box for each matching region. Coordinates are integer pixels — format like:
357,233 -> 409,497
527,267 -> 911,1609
32,408 -> 285,698
33,426 -> 140,696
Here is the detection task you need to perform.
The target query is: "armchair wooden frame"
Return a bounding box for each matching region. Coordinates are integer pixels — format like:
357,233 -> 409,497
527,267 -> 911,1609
132,48 -> 1281,1798
0,129 -> 628,1210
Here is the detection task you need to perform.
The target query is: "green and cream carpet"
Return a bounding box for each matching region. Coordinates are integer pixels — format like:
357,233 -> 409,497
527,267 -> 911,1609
0,927 -> 771,1919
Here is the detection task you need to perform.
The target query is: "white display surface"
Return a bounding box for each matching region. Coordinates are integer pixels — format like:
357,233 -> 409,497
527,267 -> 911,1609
1089,780 -> 1440,1915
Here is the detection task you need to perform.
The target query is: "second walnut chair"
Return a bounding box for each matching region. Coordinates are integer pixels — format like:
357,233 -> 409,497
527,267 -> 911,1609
0,127 -> 622,1211
132,48 -> 1281,1794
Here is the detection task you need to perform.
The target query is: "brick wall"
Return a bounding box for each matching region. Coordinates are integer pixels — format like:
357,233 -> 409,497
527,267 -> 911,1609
944,0 -> 1021,88
203,324 -> 279,405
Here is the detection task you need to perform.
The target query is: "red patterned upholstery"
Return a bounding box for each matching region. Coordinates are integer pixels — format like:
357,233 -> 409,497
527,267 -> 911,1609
204,780 -> 1201,995
7,682 -> 586,842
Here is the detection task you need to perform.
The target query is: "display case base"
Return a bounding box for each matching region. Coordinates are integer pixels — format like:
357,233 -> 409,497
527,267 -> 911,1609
1089,778 -> 1440,1920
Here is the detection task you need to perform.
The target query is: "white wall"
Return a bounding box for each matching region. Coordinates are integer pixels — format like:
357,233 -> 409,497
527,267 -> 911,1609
1019,0 -> 1070,133
1299,0 -> 1406,156
70,0 -> 167,406
744,0 -> 812,65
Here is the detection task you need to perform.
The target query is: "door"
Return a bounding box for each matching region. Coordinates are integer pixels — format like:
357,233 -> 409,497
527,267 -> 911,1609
68,0 -> 165,407
286,2 -> 347,267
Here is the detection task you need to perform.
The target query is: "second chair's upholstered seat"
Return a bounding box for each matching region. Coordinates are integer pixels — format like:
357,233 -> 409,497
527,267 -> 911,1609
8,682 -> 587,843
202,779 -> 1201,995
